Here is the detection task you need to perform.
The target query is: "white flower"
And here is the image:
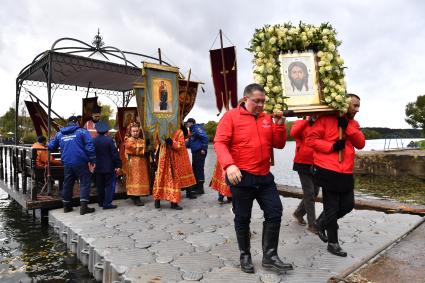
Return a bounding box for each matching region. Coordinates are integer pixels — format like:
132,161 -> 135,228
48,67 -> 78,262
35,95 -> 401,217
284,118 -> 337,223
325,96 -> 332,103
302,35 -> 307,41
269,37 -> 277,45
277,97 -> 283,103
318,61 -> 325,67
258,52 -> 265,58
264,86 -> 270,92
322,28 -> 330,35
266,62 -> 273,69
272,86 -> 280,93
317,51 -> 324,58
258,33 -> 265,39
267,75 -> 274,82
331,92 -> 337,98
266,67 -> 274,74
255,46 -> 261,52
335,95 -> 342,102
325,65 -> 332,71
327,43 -> 336,52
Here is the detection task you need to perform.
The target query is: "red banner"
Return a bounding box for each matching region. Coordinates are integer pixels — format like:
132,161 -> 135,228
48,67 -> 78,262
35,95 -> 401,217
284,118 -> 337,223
178,80 -> 199,122
209,46 -> 238,113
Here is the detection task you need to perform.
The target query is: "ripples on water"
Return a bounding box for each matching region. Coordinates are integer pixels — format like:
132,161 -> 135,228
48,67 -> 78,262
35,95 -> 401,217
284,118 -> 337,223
0,189 -> 96,283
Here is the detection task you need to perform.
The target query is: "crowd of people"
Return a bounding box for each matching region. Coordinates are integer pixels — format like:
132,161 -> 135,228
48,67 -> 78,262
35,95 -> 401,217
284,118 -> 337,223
33,82 -> 364,275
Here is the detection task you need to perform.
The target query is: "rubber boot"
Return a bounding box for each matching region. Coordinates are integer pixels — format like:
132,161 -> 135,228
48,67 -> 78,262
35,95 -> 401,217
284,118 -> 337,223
80,201 -> 95,215
185,186 -> 197,199
262,222 -> 294,272
63,202 -> 73,213
195,181 -> 205,195
314,212 -> 328,243
170,202 -> 183,210
327,226 -> 347,257
235,229 -> 254,273
154,200 -> 161,209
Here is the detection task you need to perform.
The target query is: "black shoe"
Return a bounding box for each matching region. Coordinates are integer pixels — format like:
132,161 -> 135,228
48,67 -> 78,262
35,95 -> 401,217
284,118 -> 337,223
103,205 -> 118,209
186,187 -> 197,199
63,203 -> 73,213
218,195 -> 224,204
262,222 -> 294,272
154,200 -> 161,209
314,213 -> 328,243
293,211 -> 307,226
171,202 -> 183,210
236,229 -> 255,273
327,243 -> 347,257
80,201 -> 95,215
132,196 -> 144,206
227,197 -> 232,203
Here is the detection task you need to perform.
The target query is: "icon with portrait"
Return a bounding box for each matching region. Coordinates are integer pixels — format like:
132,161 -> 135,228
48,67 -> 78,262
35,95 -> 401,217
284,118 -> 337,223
280,51 -> 321,107
152,78 -> 173,113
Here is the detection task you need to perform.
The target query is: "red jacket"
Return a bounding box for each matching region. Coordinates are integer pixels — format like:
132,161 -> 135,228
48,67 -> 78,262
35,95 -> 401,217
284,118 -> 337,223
306,114 -> 365,174
213,105 -> 287,176
290,119 -> 314,165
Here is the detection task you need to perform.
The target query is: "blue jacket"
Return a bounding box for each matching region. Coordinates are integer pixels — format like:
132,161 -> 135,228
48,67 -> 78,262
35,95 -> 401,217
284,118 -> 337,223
48,123 -> 96,166
93,134 -> 122,173
187,124 -> 209,153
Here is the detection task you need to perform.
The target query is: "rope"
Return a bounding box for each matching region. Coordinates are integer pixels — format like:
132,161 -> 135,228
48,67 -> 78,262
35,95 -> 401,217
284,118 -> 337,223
209,31 -> 220,50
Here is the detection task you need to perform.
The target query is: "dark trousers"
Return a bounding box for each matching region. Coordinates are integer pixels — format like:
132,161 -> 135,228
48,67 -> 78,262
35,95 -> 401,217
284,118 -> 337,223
192,150 -> 207,183
63,164 -> 91,203
294,172 -> 320,225
322,187 -> 355,240
96,172 -> 115,208
229,171 -> 282,231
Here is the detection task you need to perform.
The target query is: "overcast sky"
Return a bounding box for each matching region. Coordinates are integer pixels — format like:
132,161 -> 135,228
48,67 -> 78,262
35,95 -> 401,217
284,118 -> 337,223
1,0 -> 424,128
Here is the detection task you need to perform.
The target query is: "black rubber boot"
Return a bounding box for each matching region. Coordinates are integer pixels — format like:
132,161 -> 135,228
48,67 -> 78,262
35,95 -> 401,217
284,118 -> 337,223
314,212 -> 328,243
327,226 -> 347,257
63,202 -> 73,213
185,186 -> 197,199
80,201 -> 95,215
132,196 -> 144,206
195,181 -> 205,195
170,202 -> 183,210
154,200 -> 161,209
236,229 -> 255,273
262,222 -> 294,272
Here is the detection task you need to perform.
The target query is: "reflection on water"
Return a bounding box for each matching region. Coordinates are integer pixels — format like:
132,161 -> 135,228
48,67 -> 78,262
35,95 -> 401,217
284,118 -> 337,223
0,189 -> 95,282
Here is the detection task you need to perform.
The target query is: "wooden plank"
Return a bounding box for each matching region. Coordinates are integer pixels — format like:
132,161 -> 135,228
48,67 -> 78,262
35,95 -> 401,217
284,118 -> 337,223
276,185 -> 425,216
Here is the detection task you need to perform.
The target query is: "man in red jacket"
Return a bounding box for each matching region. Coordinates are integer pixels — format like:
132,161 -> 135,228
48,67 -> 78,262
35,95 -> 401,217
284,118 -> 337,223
290,116 -> 320,233
214,83 -> 293,274
307,93 -> 365,257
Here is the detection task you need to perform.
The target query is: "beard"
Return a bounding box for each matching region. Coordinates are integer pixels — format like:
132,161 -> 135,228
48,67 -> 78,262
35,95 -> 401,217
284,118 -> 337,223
291,79 -> 308,91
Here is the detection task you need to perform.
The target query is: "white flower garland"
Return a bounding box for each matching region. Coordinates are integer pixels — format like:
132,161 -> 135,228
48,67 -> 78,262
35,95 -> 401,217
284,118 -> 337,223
248,22 -> 350,113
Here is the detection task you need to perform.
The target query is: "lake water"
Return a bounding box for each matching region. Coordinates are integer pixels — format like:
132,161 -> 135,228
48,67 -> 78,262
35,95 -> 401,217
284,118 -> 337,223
0,138 -> 421,281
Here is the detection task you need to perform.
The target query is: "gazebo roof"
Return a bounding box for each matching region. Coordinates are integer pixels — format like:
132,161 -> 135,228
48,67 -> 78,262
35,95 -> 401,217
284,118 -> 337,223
18,51 -> 143,92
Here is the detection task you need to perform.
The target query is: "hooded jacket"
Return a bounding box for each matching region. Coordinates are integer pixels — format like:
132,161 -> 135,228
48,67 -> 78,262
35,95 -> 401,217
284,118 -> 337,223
214,104 -> 286,176
48,123 -> 96,166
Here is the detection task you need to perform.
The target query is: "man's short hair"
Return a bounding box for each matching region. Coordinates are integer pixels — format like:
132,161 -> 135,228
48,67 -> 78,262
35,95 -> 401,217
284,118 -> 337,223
243,83 -> 265,97
37,135 -> 46,143
348,93 -> 360,100
186,118 -> 196,124
68,115 -> 78,123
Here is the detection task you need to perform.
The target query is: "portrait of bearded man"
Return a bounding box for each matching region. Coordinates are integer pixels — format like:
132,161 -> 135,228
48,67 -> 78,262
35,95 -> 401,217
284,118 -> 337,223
288,61 -> 309,92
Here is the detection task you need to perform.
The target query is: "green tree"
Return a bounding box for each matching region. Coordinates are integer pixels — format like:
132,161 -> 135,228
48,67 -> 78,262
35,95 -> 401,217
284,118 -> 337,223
204,120 -> 218,142
405,95 -> 425,133
99,104 -> 116,128
0,107 -> 16,134
362,129 -> 381,139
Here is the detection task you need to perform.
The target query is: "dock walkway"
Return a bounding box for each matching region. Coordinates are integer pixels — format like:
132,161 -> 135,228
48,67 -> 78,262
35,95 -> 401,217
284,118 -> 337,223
49,190 -> 423,283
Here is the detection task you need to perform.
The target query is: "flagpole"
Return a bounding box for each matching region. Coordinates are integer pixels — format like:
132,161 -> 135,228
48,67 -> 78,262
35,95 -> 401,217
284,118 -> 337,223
219,29 -> 230,111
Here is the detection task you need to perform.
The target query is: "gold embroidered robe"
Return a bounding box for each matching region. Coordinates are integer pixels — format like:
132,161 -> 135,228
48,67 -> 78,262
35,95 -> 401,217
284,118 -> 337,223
124,137 -> 150,196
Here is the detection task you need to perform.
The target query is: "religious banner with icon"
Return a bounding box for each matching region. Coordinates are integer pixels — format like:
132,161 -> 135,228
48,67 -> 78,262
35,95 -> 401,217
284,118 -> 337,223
142,62 -> 180,144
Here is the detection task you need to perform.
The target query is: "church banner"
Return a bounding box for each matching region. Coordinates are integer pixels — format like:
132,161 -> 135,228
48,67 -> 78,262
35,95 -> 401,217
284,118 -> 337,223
142,62 -> 180,144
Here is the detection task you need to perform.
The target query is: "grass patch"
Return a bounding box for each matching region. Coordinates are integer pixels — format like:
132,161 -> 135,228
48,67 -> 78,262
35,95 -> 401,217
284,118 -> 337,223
355,175 -> 425,205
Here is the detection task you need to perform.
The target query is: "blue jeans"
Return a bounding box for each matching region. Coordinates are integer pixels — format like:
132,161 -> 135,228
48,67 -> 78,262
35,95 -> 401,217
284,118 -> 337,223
229,171 -> 283,231
192,150 -> 207,183
62,164 -> 91,203
96,172 -> 115,208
